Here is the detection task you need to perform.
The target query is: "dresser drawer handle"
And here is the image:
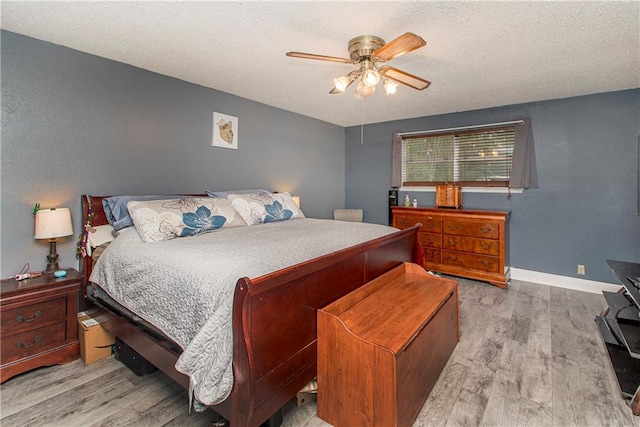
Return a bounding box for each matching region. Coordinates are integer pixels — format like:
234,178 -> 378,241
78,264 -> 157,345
15,336 -> 41,348
426,251 -> 437,259
480,242 -> 494,250
399,219 -> 410,227
447,238 -> 458,246
479,226 -> 493,234
447,255 -> 458,262
425,237 -> 435,243
480,260 -> 493,266
447,224 -> 459,231
16,311 -> 42,323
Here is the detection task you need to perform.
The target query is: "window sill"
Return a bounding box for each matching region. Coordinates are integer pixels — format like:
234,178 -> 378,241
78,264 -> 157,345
399,186 -> 524,194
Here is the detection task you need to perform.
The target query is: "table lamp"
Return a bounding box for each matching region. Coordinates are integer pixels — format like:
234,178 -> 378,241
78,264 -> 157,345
34,207 -> 73,272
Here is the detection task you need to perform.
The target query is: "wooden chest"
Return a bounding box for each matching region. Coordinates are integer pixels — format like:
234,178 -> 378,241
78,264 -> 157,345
392,207 -> 510,288
317,262 -> 459,427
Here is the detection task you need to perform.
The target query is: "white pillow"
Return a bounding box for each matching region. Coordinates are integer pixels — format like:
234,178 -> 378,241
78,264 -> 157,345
127,197 -> 247,242
88,224 -> 115,248
227,192 -> 305,225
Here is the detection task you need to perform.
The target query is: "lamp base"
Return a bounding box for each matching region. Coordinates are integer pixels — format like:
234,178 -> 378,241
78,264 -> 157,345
45,239 -> 60,273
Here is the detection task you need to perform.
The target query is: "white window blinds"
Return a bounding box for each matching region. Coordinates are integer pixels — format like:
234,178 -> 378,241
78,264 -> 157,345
400,126 -> 517,187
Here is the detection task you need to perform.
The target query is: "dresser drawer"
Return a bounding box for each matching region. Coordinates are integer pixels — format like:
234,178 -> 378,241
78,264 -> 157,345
1,297 -> 67,336
419,232 -> 442,248
423,249 -> 442,264
1,322 -> 67,364
442,219 -> 499,239
442,251 -> 500,273
395,215 -> 442,233
442,236 -> 500,256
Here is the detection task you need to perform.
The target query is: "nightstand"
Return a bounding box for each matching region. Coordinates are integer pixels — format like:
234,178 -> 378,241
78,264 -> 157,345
1,268 -> 82,383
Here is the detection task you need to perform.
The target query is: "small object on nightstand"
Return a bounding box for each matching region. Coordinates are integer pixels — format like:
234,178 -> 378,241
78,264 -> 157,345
15,272 -> 43,281
412,199 -> 418,208
54,270 -> 67,278
404,194 -> 411,207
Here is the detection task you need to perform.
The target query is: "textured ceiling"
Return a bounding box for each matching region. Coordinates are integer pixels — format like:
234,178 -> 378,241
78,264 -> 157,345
2,1 -> 639,127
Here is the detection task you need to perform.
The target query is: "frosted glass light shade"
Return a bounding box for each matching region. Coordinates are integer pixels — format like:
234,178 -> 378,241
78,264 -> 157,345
333,76 -> 350,93
363,69 -> 381,87
383,79 -> 398,95
355,80 -> 376,98
292,196 -> 301,208
34,208 -> 73,239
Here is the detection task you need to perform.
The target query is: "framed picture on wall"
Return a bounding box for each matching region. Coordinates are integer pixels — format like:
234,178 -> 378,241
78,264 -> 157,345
212,112 -> 238,149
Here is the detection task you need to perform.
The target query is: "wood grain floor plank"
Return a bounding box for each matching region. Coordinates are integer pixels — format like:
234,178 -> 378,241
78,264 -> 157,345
2,277 -> 639,427
414,361 -> 470,427
0,358 -> 122,417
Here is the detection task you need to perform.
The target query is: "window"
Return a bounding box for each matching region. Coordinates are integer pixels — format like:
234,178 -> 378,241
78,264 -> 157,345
401,125 -> 516,187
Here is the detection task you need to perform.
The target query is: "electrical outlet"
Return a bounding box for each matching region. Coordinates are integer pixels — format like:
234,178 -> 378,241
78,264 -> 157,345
577,264 -> 586,275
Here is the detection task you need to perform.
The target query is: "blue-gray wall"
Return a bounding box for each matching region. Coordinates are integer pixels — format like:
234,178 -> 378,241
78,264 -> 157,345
1,31 -> 345,277
2,30 -> 638,285
346,90 -> 640,283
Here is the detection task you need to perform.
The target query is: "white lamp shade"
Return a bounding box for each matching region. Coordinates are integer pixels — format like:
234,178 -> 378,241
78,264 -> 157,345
292,196 -> 301,208
34,208 -> 73,239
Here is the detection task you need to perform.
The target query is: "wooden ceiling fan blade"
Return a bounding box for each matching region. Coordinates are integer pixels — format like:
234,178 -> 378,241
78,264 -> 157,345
286,51 -> 353,64
372,33 -> 426,62
379,66 -> 431,90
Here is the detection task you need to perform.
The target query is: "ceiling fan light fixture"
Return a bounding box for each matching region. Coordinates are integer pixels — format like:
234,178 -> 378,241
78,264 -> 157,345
356,80 -> 376,98
333,75 -> 350,93
383,79 -> 398,95
287,33 -> 430,100
362,68 -> 381,87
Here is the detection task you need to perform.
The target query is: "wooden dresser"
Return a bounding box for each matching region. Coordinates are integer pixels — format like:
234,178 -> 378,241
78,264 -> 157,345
392,207 -> 510,288
1,269 -> 82,382
317,262 -> 459,427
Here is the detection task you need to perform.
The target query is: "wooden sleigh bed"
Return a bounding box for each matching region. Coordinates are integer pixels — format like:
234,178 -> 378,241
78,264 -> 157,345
79,194 -> 423,426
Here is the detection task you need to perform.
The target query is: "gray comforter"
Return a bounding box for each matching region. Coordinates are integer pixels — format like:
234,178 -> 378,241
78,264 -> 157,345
89,218 -> 397,406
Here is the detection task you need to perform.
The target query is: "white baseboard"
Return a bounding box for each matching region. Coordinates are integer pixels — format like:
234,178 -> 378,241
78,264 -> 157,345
510,267 -> 621,294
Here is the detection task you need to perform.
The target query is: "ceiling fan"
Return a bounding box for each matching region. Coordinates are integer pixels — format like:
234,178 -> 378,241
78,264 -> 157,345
286,32 -> 430,99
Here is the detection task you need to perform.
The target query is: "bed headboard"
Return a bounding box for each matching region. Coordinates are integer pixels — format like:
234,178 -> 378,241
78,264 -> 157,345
79,195 -> 109,282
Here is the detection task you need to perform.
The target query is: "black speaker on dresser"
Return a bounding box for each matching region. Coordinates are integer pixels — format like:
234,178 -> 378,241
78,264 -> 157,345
388,187 -> 399,226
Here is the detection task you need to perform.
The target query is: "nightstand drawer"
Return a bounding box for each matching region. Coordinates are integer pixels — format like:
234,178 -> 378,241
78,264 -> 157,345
1,297 -> 67,336
1,322 -> 66,364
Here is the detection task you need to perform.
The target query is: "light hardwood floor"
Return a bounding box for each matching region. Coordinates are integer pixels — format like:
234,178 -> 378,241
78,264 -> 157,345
1,278 -> 638,427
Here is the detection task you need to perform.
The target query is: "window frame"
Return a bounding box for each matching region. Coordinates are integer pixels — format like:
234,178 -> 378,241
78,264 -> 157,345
399,124 -> 517,188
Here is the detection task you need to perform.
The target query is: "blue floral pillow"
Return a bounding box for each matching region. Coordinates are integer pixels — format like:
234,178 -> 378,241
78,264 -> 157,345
227,192 -> 305,225
127,197 -> 247,242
